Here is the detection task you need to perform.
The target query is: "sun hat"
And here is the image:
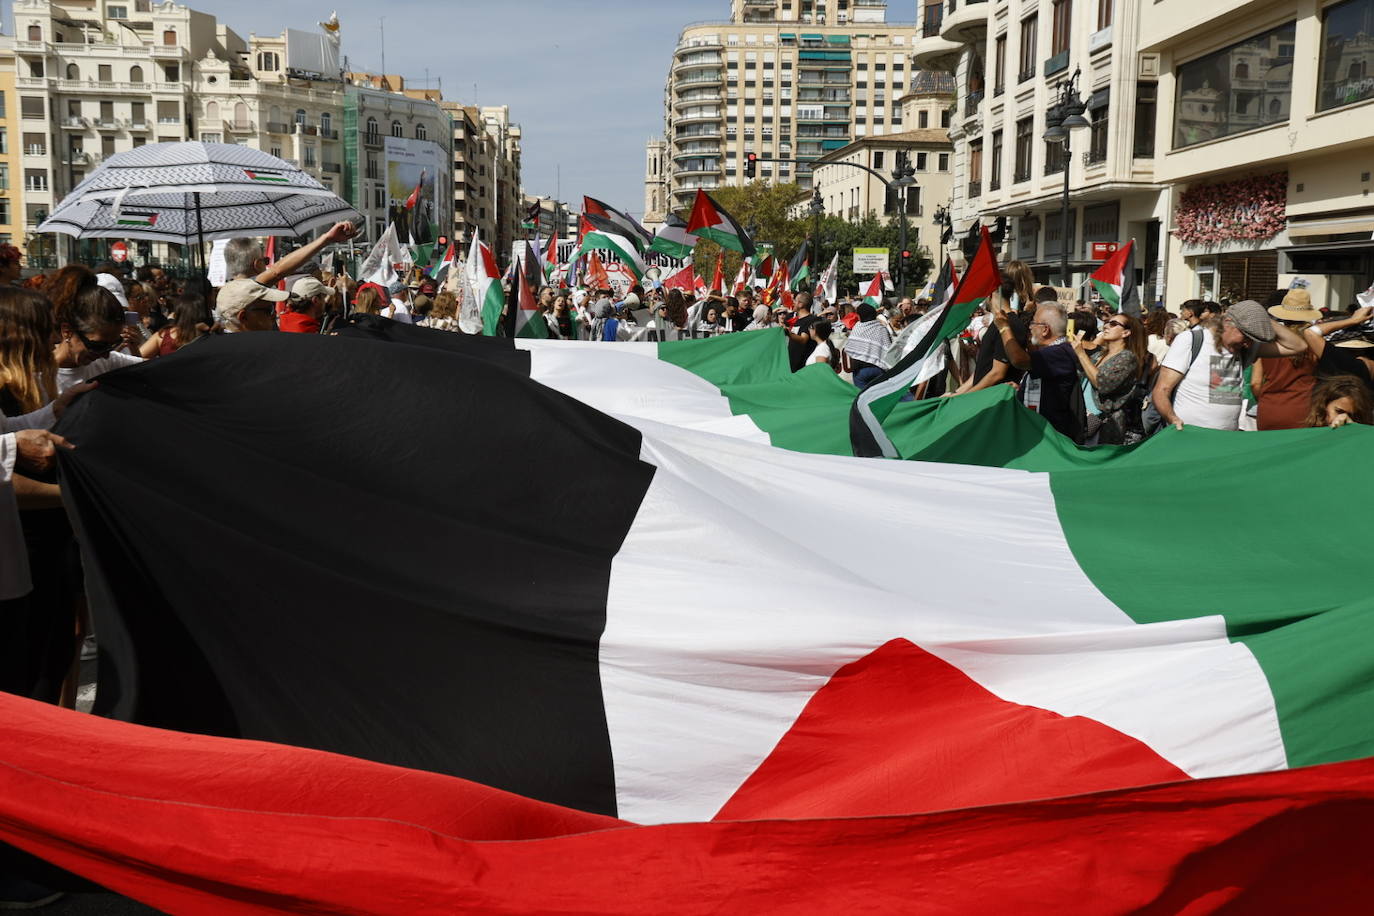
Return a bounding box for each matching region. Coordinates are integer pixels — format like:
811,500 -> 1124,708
290,277 -> 332,300
1268,289 -> 1322,323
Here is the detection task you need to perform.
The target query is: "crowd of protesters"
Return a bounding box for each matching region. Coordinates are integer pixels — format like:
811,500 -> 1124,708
4,230 -> 1373,723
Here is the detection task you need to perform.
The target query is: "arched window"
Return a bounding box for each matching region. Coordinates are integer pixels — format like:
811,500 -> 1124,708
65,63 -> 79,80
1350,61 -> 1364,81
130,65 -> 143,82
295,108 -> 306,128
1234,61 -> 1249,79
391,120 -> 403,137
320,111 -> 332,134
205,100 -> 219,121
365,117 -> 378,141
163,29 -> 177,46
27,25 -> 40,41
415,123 -> 427,140
1268,97 -> 1281,116
234,102 -> 248,127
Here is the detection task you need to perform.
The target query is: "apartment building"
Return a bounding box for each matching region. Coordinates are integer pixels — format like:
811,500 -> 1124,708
811,70 -> 955,255
11,0 -> 223,266
481,105 -> 523,261
919,0 -> 1168,300
0,42 -> 21,251
1143,0 -> 1374,309
657,1 -> 919,217
440,101 -> 496,247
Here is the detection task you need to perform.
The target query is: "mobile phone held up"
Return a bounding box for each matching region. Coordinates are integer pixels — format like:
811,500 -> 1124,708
124,310 -> 141,327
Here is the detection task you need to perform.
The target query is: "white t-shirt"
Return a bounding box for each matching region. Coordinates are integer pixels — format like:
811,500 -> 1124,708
57,351 -> 142,393
806,341 -> 833,366
388,299 -> 414,324
1161,329 -> 1243,430
1147,334 -> 1170,365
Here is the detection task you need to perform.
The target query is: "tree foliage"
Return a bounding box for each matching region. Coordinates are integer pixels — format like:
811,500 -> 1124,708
674,181 -> 933,300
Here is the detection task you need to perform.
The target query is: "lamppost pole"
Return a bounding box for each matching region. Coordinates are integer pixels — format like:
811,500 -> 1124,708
809,187 -> 823,291
890,150 -> 916,299
1042,67 -> 1090,289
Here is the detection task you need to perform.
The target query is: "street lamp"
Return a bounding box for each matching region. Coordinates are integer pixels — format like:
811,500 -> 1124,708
809,187 -> 824,292
1043,67 -> 1090,288
890,151 -> 917,299
933,204 -> 951,268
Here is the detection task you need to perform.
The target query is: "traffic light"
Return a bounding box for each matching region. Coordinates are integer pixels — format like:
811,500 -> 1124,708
901,249 -> 913,265
745,153 -> 758,179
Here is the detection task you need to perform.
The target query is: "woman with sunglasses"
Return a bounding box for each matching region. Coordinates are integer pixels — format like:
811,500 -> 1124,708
53,282 -> 141,393
1071,312 -> 1148,445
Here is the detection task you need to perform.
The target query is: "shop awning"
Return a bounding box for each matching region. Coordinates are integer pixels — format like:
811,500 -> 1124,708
826,36 -> 851,44
1287,214 -> 1374,238
801,34 -> 824,40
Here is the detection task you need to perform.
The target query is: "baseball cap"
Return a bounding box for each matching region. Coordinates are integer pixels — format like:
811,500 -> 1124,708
290,277 -> 332,300
218,278 -> 290,321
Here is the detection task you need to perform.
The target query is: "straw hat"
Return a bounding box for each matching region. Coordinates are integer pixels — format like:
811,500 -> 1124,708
1268,289 -> 1322,322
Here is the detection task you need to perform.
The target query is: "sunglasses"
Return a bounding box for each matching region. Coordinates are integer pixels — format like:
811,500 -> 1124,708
1104,320 -> 1130,330
74,327 -> 117,355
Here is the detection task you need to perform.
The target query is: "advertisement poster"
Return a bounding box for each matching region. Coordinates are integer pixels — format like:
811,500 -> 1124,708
385,137 -> 444,245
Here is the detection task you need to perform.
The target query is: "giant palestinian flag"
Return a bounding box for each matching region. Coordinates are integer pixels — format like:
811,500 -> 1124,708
5,326 -> 1374,910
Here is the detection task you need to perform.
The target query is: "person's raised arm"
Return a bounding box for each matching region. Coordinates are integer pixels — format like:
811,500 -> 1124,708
1304,306 -> 1373,360
996,307 -> 1031,372
255,222 -> 356,286
1069,331 -> 1100,387
1255,318 -> 1310,358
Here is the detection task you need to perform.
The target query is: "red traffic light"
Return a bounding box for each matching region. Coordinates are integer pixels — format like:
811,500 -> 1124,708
901,250 -> 912,259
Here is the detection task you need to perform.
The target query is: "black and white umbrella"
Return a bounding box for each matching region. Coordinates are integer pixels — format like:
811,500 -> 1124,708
38,142 -> 360,259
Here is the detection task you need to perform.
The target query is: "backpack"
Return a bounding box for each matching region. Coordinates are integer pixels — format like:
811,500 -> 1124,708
1141,328 -> 1205,436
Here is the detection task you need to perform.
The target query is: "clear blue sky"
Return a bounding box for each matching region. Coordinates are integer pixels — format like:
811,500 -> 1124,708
193,0 -> 730,219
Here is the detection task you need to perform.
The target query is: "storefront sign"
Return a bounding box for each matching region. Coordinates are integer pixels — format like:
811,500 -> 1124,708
1090,242 -> 1120,260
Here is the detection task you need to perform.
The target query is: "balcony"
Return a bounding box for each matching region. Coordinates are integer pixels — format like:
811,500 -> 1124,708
322,162 -> 342,174
673,53 -> 723,71
224,120 -> 255,134
675,108 -> 723,125
293,123 -> 319,136
266,121 -> 291,134
941,0 -> 989,45
964,89 -> 984,118
319,128 -> 339,140
24,145 -> 48,157
913,5 -> 962,70
674,142 -> 722,158
674,161 -> 722,178
94,118 -> 121,130
149,45 -> 187,59
675,126 -> 722,140
56,79 -> 153,94
128,119 -> 148,131
60,116 -> 89,130
675,39 -> 723,57
674,91 -> 722,110
676,71 -> 724,88
16,76 -> 53,90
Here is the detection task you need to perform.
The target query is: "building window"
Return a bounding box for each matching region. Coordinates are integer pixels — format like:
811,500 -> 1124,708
365,117 -> 379,142
1174,21 -> 1295,148
258,52 -> 279,72
163,64 -> 179,82
391,120 -> 402,137
1014,116 -> 1033,182
204,101 -> 218,122
938,152 -> 949,171
940,109 -> 951,128
270,146 -> 282,158
162,29 -> 176,45
1088,91 -> 1109,162
994,34 -> 1007,95
990,129 -> 1003,191
1019,15 -> 1038,82
917,110 -> 928,128
20,97 -> 44,120
27,25 -> 41,41
915,152 -> 928,170
66,63 -> 79,80
873,150 -> 884,170
1318,0 -> 1374,111
1134,82 -> 1157,157
415,123 -> 427,140
24,169 -> 48,192
1097,0 -> 1113,30
1051,0 -> 1072,56
320,112 -> 332,135
130,65 -> 143,82
1045,137 -> 1065,175
968,140 -> 983,198
295,109 -> 306,128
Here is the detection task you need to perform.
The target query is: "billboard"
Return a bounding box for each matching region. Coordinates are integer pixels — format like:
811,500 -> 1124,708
284,29 -> 341,80
385,137 -> 445,246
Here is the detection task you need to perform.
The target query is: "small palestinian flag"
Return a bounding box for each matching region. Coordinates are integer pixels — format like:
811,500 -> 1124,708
852,227 -> 1001,459
584,196 -> 654,252
860,272 -> 885,307
513,251 -> 549,340
116,212 -> 159,227
463,234 -> 505,336
405,171 -> 427,211
1088,240 -> 1140,315
576,226 -> 647,282
686,190 -> 755,258
787,240 -> 810,292
650,213 -> 697,260
243,169 -> 290,184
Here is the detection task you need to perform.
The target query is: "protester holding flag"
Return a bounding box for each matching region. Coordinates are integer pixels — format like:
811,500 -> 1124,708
842,303 -> 892,390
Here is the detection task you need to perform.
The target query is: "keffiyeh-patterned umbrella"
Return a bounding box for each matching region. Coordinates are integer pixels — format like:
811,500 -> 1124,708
38,142 -> 360,254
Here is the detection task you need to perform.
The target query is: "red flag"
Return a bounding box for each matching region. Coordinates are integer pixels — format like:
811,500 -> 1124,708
585,251 -> 610,291
662,264 -> 696,293
404,170 -> 426,210
710,254 -> 724,295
